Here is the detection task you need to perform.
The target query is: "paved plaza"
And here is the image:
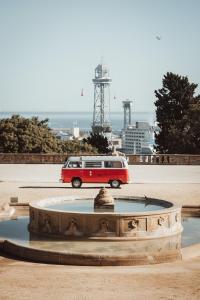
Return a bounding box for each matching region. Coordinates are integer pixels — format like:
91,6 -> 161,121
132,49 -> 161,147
0,164 -> 200,299
0,164 -> 200,206
0,164 -> 200,183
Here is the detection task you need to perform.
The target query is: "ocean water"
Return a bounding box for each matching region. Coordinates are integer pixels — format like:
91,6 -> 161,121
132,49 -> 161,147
0,111 -> 155,131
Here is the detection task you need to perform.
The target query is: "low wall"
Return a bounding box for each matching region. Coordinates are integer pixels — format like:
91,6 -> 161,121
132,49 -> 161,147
0,153 -> 200,165
0,153 -> 67,164
127,154 -> 200,165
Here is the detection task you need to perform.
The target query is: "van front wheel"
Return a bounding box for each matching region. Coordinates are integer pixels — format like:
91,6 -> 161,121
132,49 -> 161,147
71,178 -> 82,188
110,180 -> 120,188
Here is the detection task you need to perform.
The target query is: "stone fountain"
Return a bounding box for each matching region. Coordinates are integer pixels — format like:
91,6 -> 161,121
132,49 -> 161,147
0,188 -> 184,266
28,188 -> 182,240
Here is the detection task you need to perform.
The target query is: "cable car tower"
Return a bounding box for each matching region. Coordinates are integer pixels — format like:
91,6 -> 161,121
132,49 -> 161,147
123,99 -> 133,130
92,63 -> 112,134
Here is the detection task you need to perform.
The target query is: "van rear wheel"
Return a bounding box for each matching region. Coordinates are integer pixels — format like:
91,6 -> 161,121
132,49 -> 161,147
110,180 -> 120,188
71,178 -> 82,188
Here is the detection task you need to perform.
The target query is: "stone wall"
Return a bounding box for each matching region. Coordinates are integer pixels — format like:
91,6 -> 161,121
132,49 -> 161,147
0,153 -> 67,164
0,153 -> 199,165
127,154 -> 200,165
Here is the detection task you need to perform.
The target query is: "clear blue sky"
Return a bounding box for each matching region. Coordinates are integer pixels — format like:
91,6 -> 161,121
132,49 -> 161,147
0,0 -> 200,112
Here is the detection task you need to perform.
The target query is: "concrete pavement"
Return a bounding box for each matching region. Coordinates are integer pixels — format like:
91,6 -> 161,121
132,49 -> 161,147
0,164 -> 200,183
0,164 -> 200,300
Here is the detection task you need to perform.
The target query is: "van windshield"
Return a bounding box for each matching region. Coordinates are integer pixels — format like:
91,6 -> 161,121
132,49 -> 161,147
67,161 -> 82,168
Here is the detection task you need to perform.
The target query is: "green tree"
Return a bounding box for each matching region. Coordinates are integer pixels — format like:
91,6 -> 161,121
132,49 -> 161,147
154,72 -> 200,154
83,132 -> 110,154
0,115 -> 98,154
0,115 -> 62,153
61,140 -> 98,154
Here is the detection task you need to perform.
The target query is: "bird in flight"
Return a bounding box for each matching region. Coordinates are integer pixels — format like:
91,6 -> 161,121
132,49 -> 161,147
156,36 -> 162,40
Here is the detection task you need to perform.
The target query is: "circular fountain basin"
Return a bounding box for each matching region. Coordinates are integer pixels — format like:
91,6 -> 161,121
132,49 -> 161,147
29,196 -> 183,240
0,194 -> 186,266
1,214 -> 200,266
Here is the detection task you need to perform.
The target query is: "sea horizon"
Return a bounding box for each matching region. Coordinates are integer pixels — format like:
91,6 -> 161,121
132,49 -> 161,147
0,111 -> 156,131
0,110 -> 155,114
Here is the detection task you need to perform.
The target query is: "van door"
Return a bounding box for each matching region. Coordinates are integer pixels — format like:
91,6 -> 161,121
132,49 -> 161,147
103,160 -> 124,182
83,160 -> 103,183
63,161 -> 83,183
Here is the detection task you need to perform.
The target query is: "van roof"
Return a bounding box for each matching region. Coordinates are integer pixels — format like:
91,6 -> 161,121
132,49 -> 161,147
68,156 -> 126,162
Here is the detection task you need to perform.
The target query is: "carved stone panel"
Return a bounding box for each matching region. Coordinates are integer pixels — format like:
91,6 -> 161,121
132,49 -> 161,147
29,208 -> 38,232
147,214 -> 169,231
36,211 -> 59,234
95,218 -> 116,237
169,212 -> 180,227
87,216 -> 117,237
59,213 -> 85,237
175,212 -> 181,223
64,218 -> 83,237
38,213 -> 52,233
120,217 -> 147,236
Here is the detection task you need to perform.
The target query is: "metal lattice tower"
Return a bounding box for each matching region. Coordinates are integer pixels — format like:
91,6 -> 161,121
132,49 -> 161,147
123,100 -> 133,130
92,63 -> 112,133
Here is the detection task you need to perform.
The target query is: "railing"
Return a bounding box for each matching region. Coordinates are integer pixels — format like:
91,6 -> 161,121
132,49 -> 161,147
0,153 -> 199,165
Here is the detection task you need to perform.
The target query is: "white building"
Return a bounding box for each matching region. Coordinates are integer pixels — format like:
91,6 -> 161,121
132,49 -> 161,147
71,127 -> 80,139
123,121 -> 154,154
52,127 -> 80,141
111,134 -> 122,150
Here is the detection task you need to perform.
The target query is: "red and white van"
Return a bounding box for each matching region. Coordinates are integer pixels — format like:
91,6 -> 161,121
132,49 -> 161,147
60,156 -> 130,188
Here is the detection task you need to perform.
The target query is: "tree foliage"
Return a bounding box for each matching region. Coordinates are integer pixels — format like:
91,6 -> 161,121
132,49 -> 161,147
83,132 -> 110,154
61,140 -> 97,154
0,115 -> 97,154
0,115 -> 60,153
155,72 -> 200,154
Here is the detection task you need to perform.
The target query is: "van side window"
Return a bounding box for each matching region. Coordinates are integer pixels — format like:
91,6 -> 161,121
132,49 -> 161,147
85,161 -> 102,168
104,161 -> 122,168
68,162 -> 82,168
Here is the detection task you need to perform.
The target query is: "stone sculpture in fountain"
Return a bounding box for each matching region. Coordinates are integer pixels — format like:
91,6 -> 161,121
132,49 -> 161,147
94,187 -> 115,211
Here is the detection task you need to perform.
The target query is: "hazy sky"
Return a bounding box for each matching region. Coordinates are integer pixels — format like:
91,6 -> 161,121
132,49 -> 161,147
0,0 -> 200,112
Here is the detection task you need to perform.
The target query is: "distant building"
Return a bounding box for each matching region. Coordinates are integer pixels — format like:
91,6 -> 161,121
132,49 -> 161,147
53,127 -> 80,141
123,121 -> 154,154
55,131 -> 74,141
72,127 -> 80,139
111,135 -> 122,150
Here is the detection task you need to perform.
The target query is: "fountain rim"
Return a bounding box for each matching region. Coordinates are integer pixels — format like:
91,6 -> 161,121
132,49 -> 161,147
29,195 -> 182,216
